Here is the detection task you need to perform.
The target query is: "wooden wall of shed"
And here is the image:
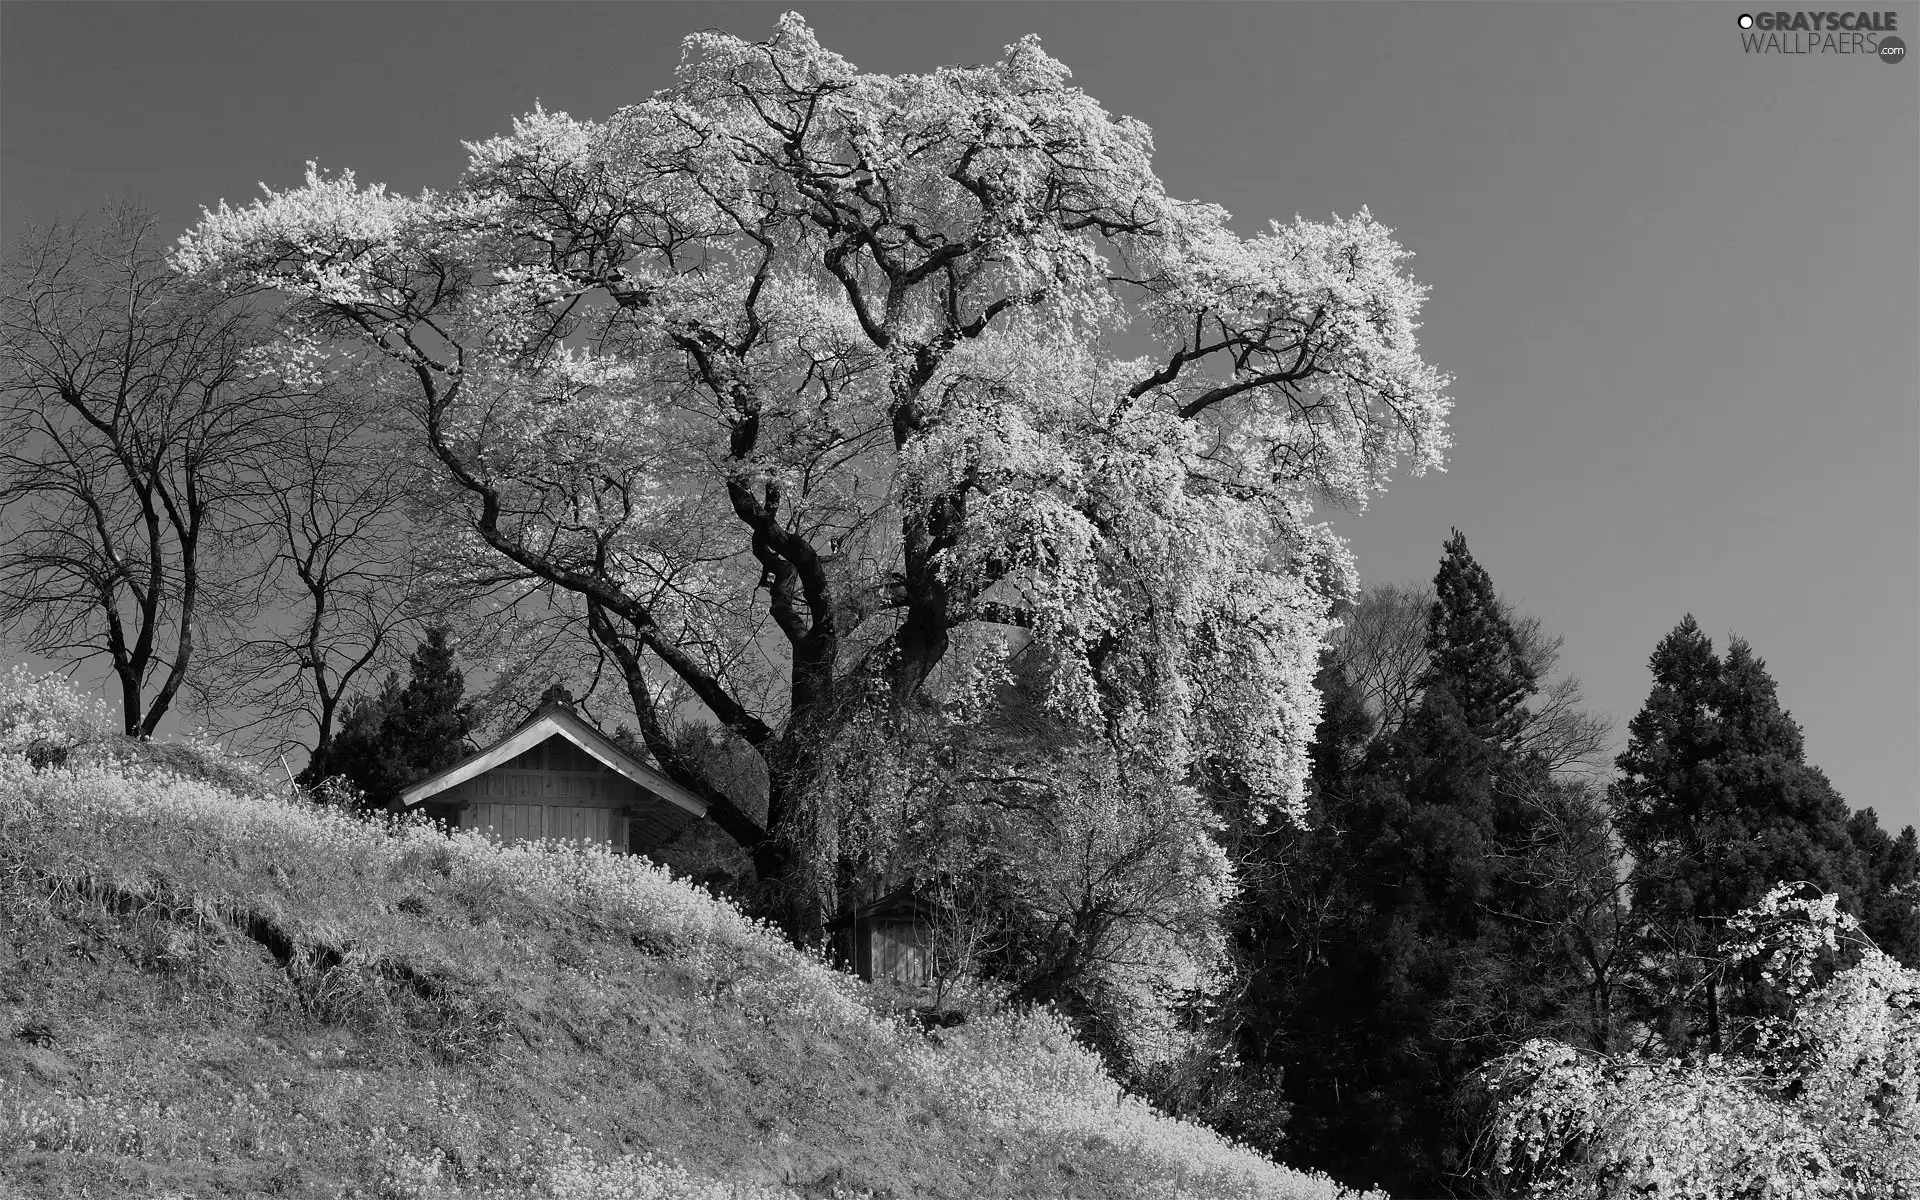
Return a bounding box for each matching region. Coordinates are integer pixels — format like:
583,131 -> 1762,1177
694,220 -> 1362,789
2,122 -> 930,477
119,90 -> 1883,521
856,918 -> 932,986
445,734 -> 699,853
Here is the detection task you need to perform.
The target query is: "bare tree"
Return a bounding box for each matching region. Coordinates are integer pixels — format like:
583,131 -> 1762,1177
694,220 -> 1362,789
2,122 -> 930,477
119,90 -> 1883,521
196,391 -> 425,759
0,205 -> 291,735
1491,777 -> 1641,1053
1333,579 -> 1611,775
1331,581 -> 1433,739
1506,611 -> 1613,777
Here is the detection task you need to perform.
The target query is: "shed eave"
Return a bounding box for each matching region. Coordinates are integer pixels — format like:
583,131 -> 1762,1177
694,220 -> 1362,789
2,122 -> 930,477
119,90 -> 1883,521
396,709 -> 708,818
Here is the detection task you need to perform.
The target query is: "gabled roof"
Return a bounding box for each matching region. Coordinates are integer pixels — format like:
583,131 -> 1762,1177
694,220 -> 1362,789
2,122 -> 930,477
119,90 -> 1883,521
398,701 -> 708,818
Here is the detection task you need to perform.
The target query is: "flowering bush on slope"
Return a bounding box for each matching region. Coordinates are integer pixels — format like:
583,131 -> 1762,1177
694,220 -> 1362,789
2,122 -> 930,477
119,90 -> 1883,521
1475,884 -> 1920,1199
0,669 -> 1372,1200
0,665 -> 113,766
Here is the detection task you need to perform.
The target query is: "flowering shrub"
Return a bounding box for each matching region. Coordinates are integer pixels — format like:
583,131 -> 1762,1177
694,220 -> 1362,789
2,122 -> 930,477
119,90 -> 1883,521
0,664 -> 112,766
1475,883 -> 1920,1198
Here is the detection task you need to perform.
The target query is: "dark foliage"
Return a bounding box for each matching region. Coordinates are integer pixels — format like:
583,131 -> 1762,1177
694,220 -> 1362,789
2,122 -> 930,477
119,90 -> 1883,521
1222,532 -> 1611,1197
1611,618 -> 1870,1056
1422,529 -> 1538,748
297,626 -> 473,811
1848,809 -> 1920,966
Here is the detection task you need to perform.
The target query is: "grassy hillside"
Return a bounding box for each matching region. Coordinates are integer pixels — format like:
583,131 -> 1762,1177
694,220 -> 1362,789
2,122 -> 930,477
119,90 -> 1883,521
0,746 -> 1375,1200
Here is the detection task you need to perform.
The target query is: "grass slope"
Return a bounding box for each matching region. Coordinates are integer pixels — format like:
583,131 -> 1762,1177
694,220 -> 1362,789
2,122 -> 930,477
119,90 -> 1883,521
0,749 -> 1371,1200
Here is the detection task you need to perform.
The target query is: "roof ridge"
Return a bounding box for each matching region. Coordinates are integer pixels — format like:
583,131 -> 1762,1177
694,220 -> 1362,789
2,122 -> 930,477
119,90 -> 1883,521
395,705 -> 707,818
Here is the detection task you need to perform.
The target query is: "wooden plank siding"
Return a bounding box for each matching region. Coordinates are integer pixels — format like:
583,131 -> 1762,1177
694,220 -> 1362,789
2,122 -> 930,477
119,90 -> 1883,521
834,890 -> 939,987
865,920 -> 931,986
444,734 -> 697,853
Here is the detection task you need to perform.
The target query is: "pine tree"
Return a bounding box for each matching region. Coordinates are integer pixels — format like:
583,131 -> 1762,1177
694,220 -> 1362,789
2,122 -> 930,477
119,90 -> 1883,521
1222,536 -> 1622,1195
1391,532 -> 1547,946
1266,534 -> 1564,1192
1712,636 -> 1862,910
1422,529 -> 1537,748
380,627 -> 473,790
298,671 -> 401,804
1222,655 -> 1395,1184
1612,620 -> 1867,1055
1351,532 -> 1609,1189
1849,810 -> 1920,967
1610,616 -> 1726,1050
1303,655 -> 1377,802
297,626 -> 472,810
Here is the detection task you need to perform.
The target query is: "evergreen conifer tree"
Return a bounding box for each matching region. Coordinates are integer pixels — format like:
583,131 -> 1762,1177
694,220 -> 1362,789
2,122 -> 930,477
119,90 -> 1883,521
381,626 -> 473,787
297,626 -> 472,810
1613,619 -> 1867,1055
1222,655 -> 1396,1184
1849,810 -> 1920,966
1223,536 -> 1622,1195
298,671 -> 401,804
1713,637 -> 1862,904
1421,529 -> 1538,748
1261,533 -> 1569,1192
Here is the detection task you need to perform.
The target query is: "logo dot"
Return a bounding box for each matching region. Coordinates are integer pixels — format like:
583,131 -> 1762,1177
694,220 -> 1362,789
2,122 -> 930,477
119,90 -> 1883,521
1879,35 -> 1907,64
1738,13 -> 1754,28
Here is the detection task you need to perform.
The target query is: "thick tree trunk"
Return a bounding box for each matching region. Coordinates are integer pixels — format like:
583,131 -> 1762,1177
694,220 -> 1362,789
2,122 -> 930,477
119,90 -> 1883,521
1591,979 -> 1613,1053
754,753 -> 831,943
893,606 -> 949,703
116,669 -> 144,738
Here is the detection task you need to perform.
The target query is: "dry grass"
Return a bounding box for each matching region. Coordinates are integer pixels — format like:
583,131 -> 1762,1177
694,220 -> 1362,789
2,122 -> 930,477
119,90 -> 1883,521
0,746 -> 1375,1200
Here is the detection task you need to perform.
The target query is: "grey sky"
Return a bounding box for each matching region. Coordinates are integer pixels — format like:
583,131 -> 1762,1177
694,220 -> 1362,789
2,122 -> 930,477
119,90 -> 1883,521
4,2 -> 1916,830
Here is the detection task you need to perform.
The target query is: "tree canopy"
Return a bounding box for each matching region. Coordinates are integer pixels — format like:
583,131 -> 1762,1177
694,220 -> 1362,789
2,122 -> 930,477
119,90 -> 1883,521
174,14 -> 1451,920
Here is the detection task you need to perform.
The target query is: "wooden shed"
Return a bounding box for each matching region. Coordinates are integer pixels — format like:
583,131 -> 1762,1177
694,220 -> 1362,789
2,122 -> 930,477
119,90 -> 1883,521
831,888 -> 940,987
397,699 -> 707,854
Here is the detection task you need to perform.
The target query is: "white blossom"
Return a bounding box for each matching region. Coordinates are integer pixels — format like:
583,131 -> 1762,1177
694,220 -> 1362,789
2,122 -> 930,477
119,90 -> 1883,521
173,13 -> 1452,833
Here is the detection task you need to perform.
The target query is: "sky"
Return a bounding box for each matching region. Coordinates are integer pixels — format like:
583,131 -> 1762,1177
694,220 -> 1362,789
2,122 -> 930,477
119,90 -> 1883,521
3,2 -> 1916,830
